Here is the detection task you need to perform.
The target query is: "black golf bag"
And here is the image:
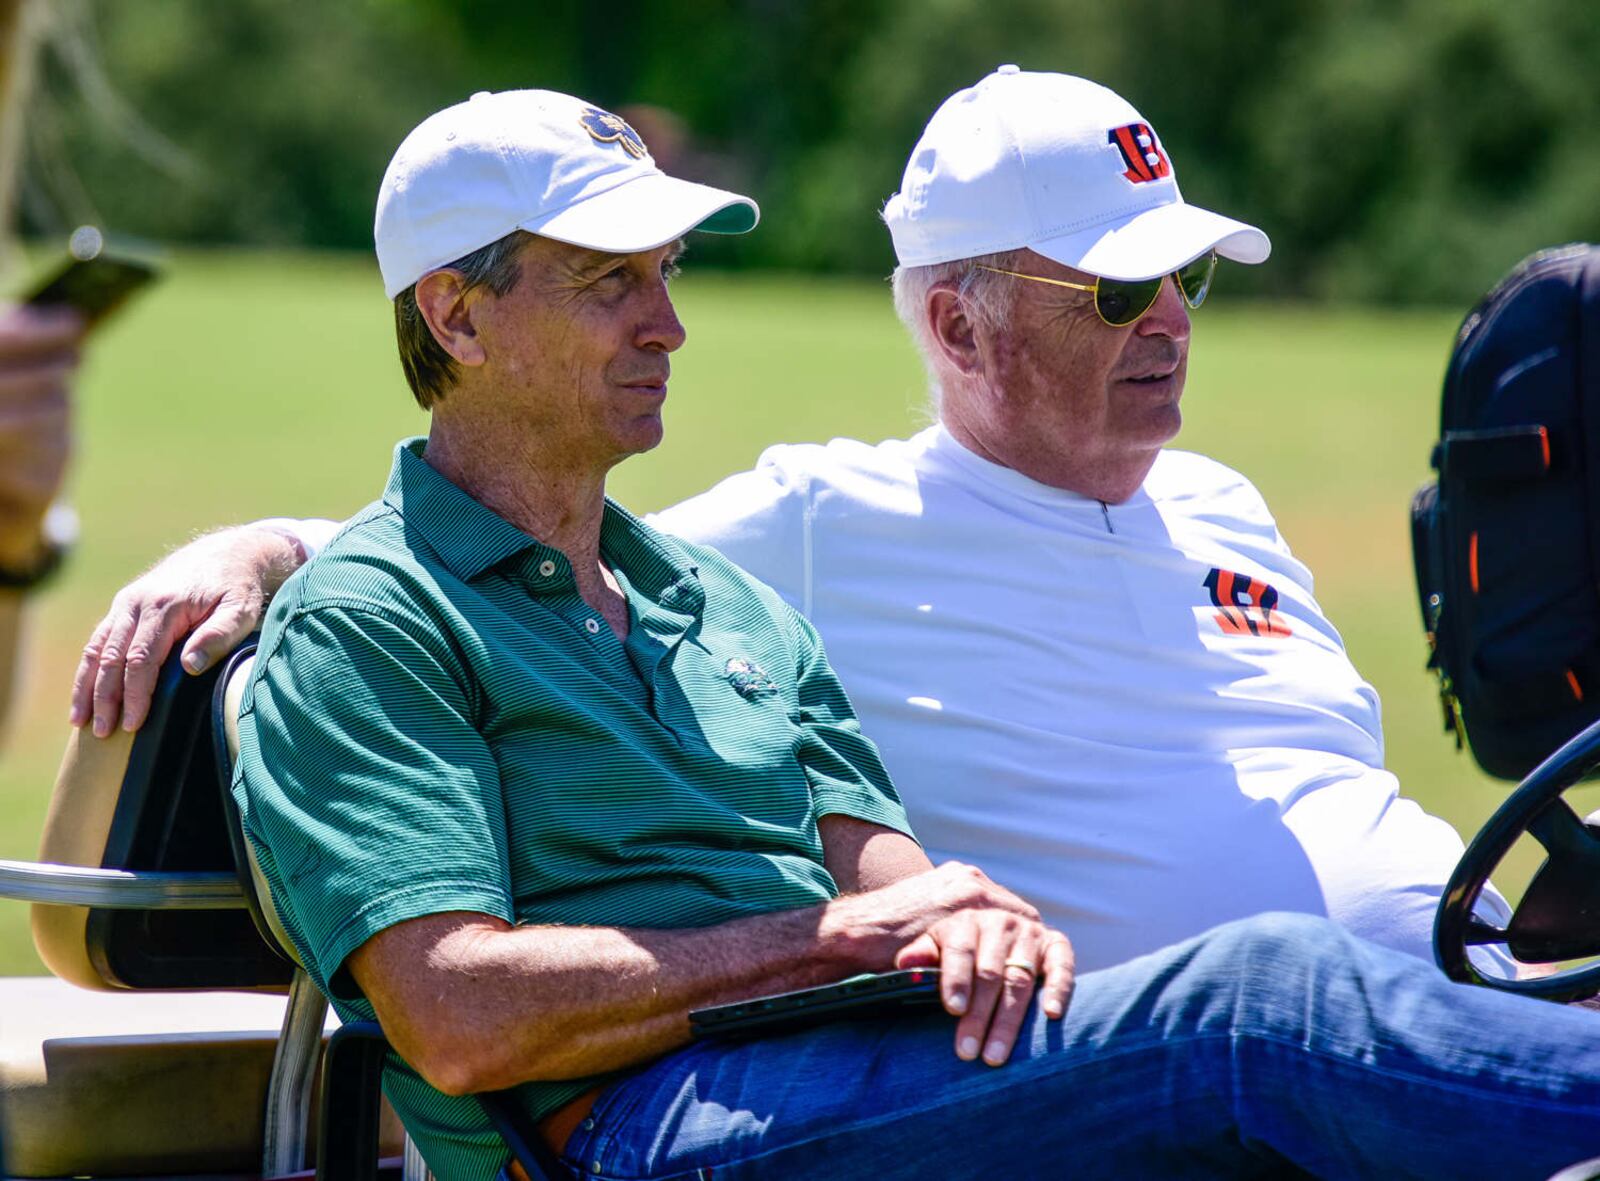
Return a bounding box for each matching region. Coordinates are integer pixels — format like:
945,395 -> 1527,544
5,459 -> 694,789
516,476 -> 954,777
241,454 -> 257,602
1412,244 -> 1600,780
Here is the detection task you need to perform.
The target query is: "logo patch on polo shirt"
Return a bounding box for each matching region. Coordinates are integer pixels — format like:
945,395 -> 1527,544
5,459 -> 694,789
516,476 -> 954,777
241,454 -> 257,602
725,657 -> 777,699
1203,567 -> 1292,639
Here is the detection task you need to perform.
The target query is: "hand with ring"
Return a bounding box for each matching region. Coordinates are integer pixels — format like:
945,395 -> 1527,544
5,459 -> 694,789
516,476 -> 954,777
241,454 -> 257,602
894,904 -> 1075,1068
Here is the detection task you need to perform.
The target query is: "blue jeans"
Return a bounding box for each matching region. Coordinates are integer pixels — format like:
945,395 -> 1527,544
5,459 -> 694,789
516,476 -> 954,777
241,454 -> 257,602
549,913 -> 1600,1181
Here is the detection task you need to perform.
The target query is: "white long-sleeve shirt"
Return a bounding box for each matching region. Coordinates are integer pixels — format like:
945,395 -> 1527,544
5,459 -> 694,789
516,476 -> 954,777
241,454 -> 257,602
649,426 -> 1507,971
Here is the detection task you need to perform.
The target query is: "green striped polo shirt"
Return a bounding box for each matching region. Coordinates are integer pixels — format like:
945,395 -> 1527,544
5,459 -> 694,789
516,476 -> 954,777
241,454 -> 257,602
233,438 -> 912,1181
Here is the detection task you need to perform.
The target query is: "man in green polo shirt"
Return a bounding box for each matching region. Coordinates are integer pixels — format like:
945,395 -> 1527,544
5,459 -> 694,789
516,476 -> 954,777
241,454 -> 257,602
232,88 -> 1600,1181
234,89 -> 1074,1179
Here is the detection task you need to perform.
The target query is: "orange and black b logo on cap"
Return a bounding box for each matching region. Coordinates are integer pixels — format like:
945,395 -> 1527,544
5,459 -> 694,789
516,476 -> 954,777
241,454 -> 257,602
1107,123 -> 1171,184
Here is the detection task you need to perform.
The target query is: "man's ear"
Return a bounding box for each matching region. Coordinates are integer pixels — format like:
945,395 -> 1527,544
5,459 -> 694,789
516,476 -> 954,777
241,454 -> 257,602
415,270 -> 487,367
927,286 -> 983,378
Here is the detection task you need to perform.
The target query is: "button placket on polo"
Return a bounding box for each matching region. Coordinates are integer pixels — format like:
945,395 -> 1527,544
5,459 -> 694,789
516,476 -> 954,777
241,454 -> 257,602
516,547 -> 571,592
558,594 -> 625,653
515,550 -> 625,654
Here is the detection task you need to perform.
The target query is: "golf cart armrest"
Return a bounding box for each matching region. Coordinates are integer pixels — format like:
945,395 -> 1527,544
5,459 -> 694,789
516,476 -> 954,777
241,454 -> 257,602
0,857 -> 245,908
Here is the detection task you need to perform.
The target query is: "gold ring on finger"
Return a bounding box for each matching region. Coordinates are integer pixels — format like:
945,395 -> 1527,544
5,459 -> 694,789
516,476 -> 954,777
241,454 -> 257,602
1003,957 -> 1036,974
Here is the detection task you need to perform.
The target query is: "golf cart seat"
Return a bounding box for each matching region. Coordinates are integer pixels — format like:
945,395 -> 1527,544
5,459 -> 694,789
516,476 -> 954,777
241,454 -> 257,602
0,646 -> 405,1177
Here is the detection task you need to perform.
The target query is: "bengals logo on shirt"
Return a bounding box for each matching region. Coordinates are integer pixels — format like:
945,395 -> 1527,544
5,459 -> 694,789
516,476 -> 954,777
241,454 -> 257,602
1203,568 -> 1291,639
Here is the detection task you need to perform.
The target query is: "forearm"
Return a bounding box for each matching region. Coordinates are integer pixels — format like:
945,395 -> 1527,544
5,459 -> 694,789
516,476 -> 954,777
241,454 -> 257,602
228,523 -> 309,599
474,910 -> 871,1087
356,858 -> 1055,1094
547,826 -> 936,1072
359,896 -> 909,1094
356,857 -> 998,1094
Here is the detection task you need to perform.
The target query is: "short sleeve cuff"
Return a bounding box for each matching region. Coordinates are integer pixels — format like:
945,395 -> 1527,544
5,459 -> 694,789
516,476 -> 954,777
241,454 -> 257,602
809,779 -> 917,843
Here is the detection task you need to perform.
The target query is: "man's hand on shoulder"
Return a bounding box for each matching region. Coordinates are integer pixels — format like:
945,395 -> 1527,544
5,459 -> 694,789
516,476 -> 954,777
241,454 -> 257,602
70,523 -> 309,736
825,860 -> 1076,1067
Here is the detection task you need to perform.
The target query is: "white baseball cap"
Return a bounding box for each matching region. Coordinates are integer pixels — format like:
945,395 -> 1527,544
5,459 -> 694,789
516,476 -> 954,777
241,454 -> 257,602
883,66 -> 1269,281
375,89 -> 759,298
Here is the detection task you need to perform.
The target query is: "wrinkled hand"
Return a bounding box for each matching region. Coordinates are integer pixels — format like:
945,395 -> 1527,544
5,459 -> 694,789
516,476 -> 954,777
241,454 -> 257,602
0,306 -> 84,565
834,861 -> 1075,1066
70,525 -> 306,736
895,904 -> 1074,1068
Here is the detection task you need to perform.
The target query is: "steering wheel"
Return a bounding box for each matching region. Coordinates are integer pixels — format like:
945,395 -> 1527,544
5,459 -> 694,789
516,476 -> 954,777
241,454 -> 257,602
1435,716 -> 1600,1001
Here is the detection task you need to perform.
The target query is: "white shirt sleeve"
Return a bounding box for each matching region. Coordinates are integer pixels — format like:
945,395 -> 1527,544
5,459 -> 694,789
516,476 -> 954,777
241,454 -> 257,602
647,449 -> 812,613
253,517 -> 343,560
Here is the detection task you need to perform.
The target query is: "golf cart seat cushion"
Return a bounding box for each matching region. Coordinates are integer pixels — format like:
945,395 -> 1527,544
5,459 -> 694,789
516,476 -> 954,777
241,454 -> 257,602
30,727 -> 133,990
29,657 -> 293,992
0,980 -> 405,1176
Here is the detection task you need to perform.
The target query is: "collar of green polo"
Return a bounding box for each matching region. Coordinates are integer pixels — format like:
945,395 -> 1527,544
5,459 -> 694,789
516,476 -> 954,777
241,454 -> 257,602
596,498 -> 702,606
381,438 -> 701,599
382,439 -> 550,580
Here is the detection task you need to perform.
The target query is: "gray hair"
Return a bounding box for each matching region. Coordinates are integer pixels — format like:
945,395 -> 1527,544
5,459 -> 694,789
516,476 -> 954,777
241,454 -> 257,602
393,229 -> 534,410
890,248 -> 1025,411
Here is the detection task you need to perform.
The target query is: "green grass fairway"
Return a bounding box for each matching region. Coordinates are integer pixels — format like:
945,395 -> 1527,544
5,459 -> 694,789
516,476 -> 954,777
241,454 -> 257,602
0,252 -> 1563,972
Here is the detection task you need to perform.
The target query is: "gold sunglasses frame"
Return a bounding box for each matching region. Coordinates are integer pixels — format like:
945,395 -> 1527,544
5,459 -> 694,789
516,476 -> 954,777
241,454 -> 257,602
975,254 -> 1216,327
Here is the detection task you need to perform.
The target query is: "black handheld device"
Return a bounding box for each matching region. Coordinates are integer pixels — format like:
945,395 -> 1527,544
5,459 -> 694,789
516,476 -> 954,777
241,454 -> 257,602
23,226 -> 159,329
689,968 -> 942,1040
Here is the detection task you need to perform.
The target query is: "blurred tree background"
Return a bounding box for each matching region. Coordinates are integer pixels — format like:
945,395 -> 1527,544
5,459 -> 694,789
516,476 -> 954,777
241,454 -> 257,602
18,0 -> 1600,300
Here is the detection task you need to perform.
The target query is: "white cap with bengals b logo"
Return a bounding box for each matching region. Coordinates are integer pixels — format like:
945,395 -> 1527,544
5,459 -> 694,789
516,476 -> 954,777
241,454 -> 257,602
375,89 -> 759,298
883,66 -> 1269,281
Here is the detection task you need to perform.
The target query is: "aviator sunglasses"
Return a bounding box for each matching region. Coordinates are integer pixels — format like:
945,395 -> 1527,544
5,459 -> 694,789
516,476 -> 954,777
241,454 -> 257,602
976,251 -> 1218,327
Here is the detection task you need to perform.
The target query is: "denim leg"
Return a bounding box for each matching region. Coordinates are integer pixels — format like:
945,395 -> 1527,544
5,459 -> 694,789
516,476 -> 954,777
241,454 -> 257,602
560,913 -> 1600,1181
